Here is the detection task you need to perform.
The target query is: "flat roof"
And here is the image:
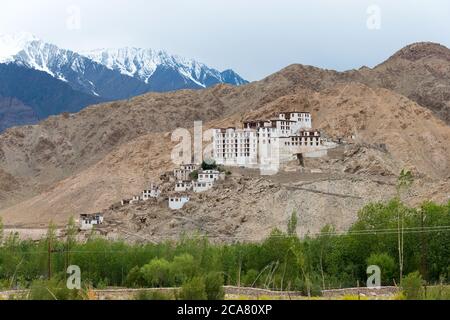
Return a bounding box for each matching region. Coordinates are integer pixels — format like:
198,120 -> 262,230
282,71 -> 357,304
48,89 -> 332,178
279,111 -> 311,114
269,118 -> 296,122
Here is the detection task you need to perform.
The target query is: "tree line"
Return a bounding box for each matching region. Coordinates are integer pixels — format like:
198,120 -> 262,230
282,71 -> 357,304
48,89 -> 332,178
0,198 -> 448,298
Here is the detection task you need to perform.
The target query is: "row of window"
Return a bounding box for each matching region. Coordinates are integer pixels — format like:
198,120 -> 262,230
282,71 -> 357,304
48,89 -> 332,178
285,141 -> 320,146
216,133 -> 255,138
219,154 -> 252,158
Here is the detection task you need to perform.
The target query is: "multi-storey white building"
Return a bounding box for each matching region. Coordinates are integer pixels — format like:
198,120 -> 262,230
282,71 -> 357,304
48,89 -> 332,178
212,128 -> 258,167
213,112 -> 330,170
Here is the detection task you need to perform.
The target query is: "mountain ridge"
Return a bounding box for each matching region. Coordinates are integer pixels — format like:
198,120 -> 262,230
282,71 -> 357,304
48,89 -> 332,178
0,32 -> 248,131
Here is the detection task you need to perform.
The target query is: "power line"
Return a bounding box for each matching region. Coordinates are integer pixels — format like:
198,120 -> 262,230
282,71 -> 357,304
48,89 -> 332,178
2,226 -> 450,255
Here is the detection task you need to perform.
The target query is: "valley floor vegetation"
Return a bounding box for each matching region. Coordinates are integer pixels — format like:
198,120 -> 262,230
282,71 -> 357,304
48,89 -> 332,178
0,198 -> 449,300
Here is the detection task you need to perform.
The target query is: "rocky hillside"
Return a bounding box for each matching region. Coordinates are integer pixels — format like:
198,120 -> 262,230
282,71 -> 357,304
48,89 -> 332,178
355,42 -> 450,124
0,43 -> 449,232
0,82 -> 449,227
264,42 -> 450,124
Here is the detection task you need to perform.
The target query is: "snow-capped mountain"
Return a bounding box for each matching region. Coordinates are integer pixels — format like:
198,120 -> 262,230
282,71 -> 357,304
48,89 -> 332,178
0,33 -> 248,99
0,32 -> 248,131
0,32 -> 149,99
83,47 -> 248,88
0,32 -> 39,62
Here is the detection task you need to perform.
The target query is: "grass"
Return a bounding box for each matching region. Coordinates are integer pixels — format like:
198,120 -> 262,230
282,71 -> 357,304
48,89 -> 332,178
423,285 -> 450,300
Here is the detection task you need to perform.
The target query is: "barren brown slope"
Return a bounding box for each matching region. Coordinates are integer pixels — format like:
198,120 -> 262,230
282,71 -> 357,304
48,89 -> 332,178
1,42 -> 450,220
354,42 -> 450,124
1,83 -> 449,227
264,42 -> 450,124
245,83 -> 450,179
0,79 -> 308,208
1,41 -> 450,195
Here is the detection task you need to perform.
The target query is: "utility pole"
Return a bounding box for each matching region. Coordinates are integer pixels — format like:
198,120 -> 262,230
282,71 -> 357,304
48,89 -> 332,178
420,209 -> 428,281
47,235 -> 52,280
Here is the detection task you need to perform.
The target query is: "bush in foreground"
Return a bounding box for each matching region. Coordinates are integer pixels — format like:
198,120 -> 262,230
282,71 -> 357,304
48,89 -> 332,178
179,276 -> 207,300
401,272 -> 424,300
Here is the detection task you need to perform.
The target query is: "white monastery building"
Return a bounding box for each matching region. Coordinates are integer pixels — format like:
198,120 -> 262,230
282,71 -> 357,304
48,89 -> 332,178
212,112 -> 334,171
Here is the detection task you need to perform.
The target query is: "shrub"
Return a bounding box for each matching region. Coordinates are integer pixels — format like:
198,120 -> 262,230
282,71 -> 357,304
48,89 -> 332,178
423,285 -> 450,300
201,161 -> 218,171
141,258 -> 171,287
179,276 -> 207,300
189,170 -> 199,180
401,272 -> 424,300
391,292 -> 406,300
28,279 -> 81,300
366,253 -> 397,285
205,272 -> 225,300
134,290 -> 173,300
170,254 -> 198,285
242,269 -> 259,287
341,294 -> 368,300
125,266 -> 145,288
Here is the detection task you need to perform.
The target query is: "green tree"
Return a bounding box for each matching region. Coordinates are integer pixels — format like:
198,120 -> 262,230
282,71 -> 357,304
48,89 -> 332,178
396,169 -> 414,281
189,170 -> 199,180
179,276 -> 207,300
65,217 -> 77,269
287,211 -> 298,237
401,272 -> 424,300
0,216 -> 3,244
126,266 -> 145,288
45,222 -> 57,280
170,254 -> 198,285
205,272 -> 225,300
366,253 -> 397,285
141,258 -> 171,287
201,161 -> 218,171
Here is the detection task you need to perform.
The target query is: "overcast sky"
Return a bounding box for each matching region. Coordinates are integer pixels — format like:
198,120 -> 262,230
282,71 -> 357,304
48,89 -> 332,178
0,0 -> 449,80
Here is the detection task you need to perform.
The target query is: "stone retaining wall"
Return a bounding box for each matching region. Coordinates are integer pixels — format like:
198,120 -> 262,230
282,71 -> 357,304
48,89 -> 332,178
1,286 -> 400,300
322,286 -> 399,298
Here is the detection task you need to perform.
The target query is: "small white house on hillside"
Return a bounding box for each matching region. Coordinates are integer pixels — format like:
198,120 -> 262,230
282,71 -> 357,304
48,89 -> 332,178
193,181 -> 214,193
80,213 -> 104,231
198,170 -> 220,183
175,181 -> 193,192
174,164 -> 199,181
142,184 -> 161,200
130,195 -> 141,204
169,194 -> 190,210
